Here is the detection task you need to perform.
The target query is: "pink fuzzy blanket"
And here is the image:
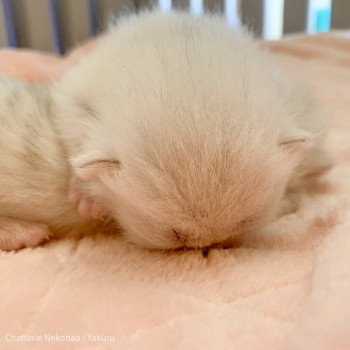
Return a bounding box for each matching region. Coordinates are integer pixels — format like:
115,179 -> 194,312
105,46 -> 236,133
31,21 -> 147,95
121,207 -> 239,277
1,34 -> 350,350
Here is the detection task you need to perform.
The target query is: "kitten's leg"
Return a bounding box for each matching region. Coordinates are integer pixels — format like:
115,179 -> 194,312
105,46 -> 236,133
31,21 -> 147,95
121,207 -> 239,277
68,176 -> 107,220
0,217 -> 51,251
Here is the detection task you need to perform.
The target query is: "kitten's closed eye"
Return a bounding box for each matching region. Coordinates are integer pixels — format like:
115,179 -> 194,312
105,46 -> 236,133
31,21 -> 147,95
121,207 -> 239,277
278,130 -> 314,153
73,158 -> 121,180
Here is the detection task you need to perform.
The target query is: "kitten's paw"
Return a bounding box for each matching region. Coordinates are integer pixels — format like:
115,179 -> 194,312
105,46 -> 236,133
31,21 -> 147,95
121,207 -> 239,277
0,217 -> 51,251
69,176 -> 107,220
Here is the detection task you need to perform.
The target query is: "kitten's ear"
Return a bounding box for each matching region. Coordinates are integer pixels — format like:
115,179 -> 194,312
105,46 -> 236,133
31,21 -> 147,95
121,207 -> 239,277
71,153 -> 120,180
278,130 -> 315,153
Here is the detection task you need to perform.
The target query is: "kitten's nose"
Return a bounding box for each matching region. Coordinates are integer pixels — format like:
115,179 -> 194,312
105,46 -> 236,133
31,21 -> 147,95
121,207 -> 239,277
170,229 -> 214,248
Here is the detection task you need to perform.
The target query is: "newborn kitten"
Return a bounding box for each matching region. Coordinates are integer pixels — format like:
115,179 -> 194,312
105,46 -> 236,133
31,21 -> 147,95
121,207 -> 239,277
52,11 -> 330,250
0,79 -> 102,250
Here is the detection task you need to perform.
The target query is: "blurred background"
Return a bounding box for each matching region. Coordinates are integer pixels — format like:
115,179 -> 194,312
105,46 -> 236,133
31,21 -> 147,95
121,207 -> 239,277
0,0 -> 348,53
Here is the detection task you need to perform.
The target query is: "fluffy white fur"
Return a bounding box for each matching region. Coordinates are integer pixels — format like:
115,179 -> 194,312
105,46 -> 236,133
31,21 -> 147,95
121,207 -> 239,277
0,80 -> 98,250
53,11 -> 330,249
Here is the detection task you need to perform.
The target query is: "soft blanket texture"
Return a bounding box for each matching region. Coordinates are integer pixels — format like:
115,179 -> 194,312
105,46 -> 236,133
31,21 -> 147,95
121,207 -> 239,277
1,33 -> 350,350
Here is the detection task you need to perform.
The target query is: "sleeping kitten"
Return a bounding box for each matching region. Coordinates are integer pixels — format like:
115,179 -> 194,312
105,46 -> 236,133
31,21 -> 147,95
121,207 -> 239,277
0,12 -> 330,251
0,79 -> 103,250
52,11 -> 331,250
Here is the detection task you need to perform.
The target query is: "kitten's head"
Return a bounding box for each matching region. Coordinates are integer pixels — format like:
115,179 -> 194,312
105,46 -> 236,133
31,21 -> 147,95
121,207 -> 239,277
55,11 -> 314,249
71,111 -> 312,250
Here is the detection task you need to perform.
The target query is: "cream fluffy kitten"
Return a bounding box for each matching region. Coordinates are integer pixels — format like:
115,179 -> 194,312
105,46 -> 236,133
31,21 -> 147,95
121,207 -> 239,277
0,80 -> 99,250
0,12 -> 330,251
53,11 -> 330,250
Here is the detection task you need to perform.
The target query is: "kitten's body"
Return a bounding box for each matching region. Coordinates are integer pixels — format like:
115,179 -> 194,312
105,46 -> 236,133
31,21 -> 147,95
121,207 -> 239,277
0,80 -> 95,250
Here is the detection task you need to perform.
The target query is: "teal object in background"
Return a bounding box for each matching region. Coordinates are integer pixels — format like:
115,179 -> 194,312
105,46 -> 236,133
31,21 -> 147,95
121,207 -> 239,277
315,8 -> 331,32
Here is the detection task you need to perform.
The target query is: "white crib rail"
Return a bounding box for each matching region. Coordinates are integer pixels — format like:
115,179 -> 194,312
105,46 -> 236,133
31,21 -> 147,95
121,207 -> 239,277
0,0 -> 348,52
